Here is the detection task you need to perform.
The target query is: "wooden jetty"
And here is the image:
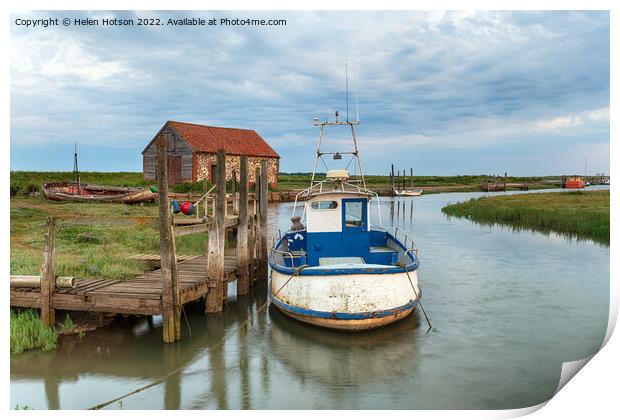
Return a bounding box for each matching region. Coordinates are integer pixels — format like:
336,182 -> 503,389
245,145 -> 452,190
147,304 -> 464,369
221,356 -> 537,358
481,173 -> 528,192
10,134 -> 270,343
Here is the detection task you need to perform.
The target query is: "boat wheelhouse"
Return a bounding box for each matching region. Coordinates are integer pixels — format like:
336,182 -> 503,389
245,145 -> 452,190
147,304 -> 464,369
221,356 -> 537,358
269,111 -> 424,331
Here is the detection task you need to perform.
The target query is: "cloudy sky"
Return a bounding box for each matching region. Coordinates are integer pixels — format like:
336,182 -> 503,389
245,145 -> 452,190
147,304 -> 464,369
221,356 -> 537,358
10,10 -> 609,175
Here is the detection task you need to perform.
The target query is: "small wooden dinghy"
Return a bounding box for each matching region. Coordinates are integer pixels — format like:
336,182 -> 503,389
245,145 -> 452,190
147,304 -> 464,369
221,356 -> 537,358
395,189 -> 423,197
42,182 -> 157,204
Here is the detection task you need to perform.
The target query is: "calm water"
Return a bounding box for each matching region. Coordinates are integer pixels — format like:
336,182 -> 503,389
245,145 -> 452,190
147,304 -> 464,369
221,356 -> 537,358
10,188 -> 610,409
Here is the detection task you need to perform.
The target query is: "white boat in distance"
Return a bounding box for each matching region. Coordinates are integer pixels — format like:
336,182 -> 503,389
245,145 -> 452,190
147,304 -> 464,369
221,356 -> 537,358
394,189 -> 423,197
268,110 -> 425,331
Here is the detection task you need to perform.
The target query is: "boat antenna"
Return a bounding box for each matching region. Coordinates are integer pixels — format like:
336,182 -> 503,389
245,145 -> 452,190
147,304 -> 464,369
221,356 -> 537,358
345,62 -> 349,122
73,143 -> 81,194
353,60 -> 359,122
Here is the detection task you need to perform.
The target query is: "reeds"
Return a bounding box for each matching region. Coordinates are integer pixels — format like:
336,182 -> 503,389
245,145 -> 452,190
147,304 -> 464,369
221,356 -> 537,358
442,190 -> 609,245
10,310 -> 58,354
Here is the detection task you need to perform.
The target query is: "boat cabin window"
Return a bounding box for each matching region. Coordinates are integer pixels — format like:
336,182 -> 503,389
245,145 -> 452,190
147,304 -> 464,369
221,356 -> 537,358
310,200 -> 339,210
344,201 -> 364,227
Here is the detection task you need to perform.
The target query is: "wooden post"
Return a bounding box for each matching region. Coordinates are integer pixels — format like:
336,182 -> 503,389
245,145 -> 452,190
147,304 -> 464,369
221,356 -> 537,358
157,133 -> 181,342
258,160 -> 269,280
247,211 -> 256,283
390,164 -> 395,196
203,178 -> 209,218
206,149 -> 227,312
231,168 -> 238,215
205,216 -> 220,312
237,156 -> 250,295
40,216 -> 56,328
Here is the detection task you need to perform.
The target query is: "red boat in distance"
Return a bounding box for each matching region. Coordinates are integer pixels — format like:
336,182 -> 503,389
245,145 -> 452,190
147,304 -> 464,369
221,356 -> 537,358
564,176 -> 585,189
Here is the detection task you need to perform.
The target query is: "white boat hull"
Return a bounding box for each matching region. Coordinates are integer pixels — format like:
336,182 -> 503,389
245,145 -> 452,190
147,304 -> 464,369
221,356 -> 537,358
395,189 -> 423,197
270,268 -> 420,331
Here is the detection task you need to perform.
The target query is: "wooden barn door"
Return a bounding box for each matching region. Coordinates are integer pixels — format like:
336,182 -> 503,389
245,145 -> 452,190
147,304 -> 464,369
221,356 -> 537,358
168,156 -> 182,185
210,164 -> 217,183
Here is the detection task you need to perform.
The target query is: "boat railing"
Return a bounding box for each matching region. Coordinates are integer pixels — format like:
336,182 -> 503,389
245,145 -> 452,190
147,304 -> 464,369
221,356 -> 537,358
269,230 -> 298,267
392,226 -> 419,259
269,248 -> 297,268
269,228 -> 302,268
373,225 -> 418,261
271,228 -> 282,248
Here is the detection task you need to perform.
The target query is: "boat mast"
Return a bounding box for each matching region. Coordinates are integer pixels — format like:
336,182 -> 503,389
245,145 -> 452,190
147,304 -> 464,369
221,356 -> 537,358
73,143 -> 81,194
310,64 -> 366,190
311,113 -> 364,188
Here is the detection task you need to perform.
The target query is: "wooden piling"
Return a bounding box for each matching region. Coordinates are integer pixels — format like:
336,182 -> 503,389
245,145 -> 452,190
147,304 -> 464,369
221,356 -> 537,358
203,178 -> 209,218
258,160 -> 269,280
157,133 -> 181,342
40,216 -> 56,328
231,169 -> 238,215
237,156 -> 250,295
206,149 -> 227,313
247,211 -> 256,282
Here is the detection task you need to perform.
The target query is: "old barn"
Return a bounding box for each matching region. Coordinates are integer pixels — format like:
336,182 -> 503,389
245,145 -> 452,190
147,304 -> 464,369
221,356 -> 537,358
142,120 -> 280,186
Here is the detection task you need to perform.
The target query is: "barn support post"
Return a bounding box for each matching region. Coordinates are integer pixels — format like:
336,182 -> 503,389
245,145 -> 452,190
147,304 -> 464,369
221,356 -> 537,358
206,149 -> 227,313
258,160 -> 269,280
157,133 -> 181,343
237,156 -> 250,295
40,216 -> 56,328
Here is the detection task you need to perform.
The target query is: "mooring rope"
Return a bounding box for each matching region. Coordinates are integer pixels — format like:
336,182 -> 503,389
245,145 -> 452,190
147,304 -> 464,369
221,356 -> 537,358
272,264 -> 308,300
89,265 -> 307,410
400,266 -> 433,331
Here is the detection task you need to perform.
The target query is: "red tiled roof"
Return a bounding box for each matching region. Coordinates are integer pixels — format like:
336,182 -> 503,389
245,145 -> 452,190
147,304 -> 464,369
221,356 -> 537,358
166,121 -> 279,158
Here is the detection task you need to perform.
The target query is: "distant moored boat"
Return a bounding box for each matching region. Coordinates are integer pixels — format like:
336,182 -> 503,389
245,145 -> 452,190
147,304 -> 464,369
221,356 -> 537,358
564,176 -> 585,189
394,189 -> 423,197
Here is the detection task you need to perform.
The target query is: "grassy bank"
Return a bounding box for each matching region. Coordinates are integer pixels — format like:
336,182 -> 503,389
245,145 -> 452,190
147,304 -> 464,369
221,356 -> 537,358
442,190 -> 610,244
10,310 -> 58,354
11,197 -> 206,279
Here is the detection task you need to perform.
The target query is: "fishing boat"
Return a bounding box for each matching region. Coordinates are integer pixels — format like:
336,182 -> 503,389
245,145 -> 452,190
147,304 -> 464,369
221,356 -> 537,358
268,111 -> 425,331
563,176 -> 585,189
42,182 -> 157,204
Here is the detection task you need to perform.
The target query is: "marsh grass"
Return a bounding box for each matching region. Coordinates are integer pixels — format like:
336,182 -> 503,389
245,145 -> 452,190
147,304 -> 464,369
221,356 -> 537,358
10,310 -> 58,354
11,197 -> 207,279
442,190 -> 610,245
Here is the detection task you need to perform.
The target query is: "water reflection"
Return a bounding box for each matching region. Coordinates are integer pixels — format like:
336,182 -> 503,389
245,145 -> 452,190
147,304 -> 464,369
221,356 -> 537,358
268,305 -> 420,387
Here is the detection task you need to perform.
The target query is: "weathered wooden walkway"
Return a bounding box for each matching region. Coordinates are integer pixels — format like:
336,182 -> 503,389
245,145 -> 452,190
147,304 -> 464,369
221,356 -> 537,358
10,140 -> 270,343
10,255 -> 249,316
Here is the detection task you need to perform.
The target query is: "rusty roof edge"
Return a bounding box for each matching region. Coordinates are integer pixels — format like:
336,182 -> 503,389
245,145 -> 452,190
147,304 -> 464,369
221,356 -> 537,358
168,120 -> 259,132
142,120 -> 280,158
